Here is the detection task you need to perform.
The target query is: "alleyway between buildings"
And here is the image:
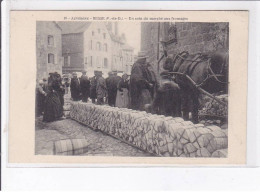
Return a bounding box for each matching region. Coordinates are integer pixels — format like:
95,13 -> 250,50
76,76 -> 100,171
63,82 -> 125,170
35,117 -> 152,157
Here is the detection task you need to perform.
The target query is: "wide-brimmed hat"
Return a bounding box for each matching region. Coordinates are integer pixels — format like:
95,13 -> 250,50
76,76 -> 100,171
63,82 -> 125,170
72,72 -> 77,76
137,51 -> 148,59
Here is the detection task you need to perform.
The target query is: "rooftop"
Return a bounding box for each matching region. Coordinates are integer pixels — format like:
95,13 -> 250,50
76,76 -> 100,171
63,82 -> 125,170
57,22 -> 91,34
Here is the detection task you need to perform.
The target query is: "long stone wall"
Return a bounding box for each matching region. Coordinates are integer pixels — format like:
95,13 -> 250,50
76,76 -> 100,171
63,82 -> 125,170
70,102 -> 228,157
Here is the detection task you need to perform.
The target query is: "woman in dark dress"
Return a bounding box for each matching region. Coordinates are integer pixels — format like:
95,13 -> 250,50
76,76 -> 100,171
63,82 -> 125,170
115,73 -> 130,108
43,73 -> 64,122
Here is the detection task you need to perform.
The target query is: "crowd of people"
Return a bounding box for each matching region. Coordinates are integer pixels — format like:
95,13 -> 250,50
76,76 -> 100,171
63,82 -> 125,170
35,72 -> 66,122
36,52 -> 160,123
69,70 -> 130,108
36,70 -> 132,122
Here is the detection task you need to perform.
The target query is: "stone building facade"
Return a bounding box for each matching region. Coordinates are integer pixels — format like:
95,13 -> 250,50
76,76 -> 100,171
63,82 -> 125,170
36,21 -> 63,80
122,44 -> 134,74
141,22 -> 229,74
59,22 -> 112,77
59,22 -> 134,77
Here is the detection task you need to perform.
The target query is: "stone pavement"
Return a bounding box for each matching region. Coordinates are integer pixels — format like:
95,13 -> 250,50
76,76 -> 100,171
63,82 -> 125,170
35,117 -> 152,156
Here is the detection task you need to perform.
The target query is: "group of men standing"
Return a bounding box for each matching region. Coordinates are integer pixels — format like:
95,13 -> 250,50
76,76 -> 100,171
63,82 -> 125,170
70,70 -> 130,107
70,70 -> 111,105
70,70 -> 90,102
70,51 -> 159,111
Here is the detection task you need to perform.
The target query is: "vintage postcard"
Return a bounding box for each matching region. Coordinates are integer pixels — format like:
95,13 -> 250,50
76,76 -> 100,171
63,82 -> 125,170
8,11 -> 248,165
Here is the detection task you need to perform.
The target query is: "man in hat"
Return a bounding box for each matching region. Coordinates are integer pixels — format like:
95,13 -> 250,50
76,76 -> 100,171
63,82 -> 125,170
105,71 -> 121,106
70,72 -> 81,101
79,70 -> 90,102
96,71 -> 107,105
129,51 -> 158,110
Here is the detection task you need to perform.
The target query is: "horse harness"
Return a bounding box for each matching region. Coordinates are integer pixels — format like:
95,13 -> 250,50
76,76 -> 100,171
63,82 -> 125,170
172,51 -> 228,87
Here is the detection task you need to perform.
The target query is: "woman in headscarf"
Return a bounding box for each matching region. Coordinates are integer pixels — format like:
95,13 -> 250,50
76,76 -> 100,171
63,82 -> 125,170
115,73 -> 130,108
43,72 -> 64,122
35,80 -> 47,117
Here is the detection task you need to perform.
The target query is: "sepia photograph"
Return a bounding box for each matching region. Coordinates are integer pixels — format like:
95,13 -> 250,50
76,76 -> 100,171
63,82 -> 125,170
35,21 -> 229,158
2,1 -> 258,190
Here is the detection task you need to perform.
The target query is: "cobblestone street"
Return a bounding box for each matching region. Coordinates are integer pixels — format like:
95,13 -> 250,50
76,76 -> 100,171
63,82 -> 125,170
35,117 -> 152,156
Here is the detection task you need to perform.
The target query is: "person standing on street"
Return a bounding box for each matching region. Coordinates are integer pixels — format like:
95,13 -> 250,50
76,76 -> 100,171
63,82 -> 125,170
53,72 -> 65,107
43,73 -> 65,122
90,71 -> 98,104
42,78 -> 48,93
96,71 -> 107,105
106,71 -> 117,106
129,51 -> 158,111
80,70 -> 90,102
115,73 -> 130,108
70,72 -> 81,101
36,80 -> 47,117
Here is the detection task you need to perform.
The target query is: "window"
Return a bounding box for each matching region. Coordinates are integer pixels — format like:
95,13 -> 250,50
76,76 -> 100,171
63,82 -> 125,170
90,56 -> 93,67
90,40 -> 93,50
85,57 -> 87,64
47,35 -> 54,46
48,53 -> 55,64
64,55 -> 70,66
104,43 -> 108,52
104,58 -> 108,69
98,29 -> 101,33
96,56 -> 101,68
103,33 -> 106,39
96,42 -> 101,51
92,31 -> 95,36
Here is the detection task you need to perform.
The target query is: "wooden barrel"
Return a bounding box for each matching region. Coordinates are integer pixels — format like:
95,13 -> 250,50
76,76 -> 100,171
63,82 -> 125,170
53,139 -> 89,155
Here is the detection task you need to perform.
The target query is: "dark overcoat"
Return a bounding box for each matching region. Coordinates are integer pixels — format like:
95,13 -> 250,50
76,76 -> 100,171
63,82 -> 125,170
106,75 -> 121,106
90,76 -> 97,99
70,77 -> 81,101
129,58 -> 157,110
80,75 -> 90,102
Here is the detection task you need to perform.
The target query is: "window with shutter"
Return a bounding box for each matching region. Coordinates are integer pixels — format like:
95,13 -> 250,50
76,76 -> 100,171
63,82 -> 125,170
104,43 -> 107,52
64,55 -> 70,66
48,53 -> 54,64
104,58 -> 108,69
90,56 -> 93,67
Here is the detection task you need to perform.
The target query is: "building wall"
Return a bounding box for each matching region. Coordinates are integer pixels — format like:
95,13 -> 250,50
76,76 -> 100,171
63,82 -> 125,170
83,22 -> 112,78
62,33 -> 84,73
111,40 -> 124,72
122,49 -> 134,74
141,22 -> 160,65
141,22 -> 229,74
36,21 -> 62,80
167,22 -> 229,56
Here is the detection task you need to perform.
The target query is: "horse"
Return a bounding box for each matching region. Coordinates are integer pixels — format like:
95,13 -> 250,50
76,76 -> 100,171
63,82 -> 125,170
164,49 -> 229,123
